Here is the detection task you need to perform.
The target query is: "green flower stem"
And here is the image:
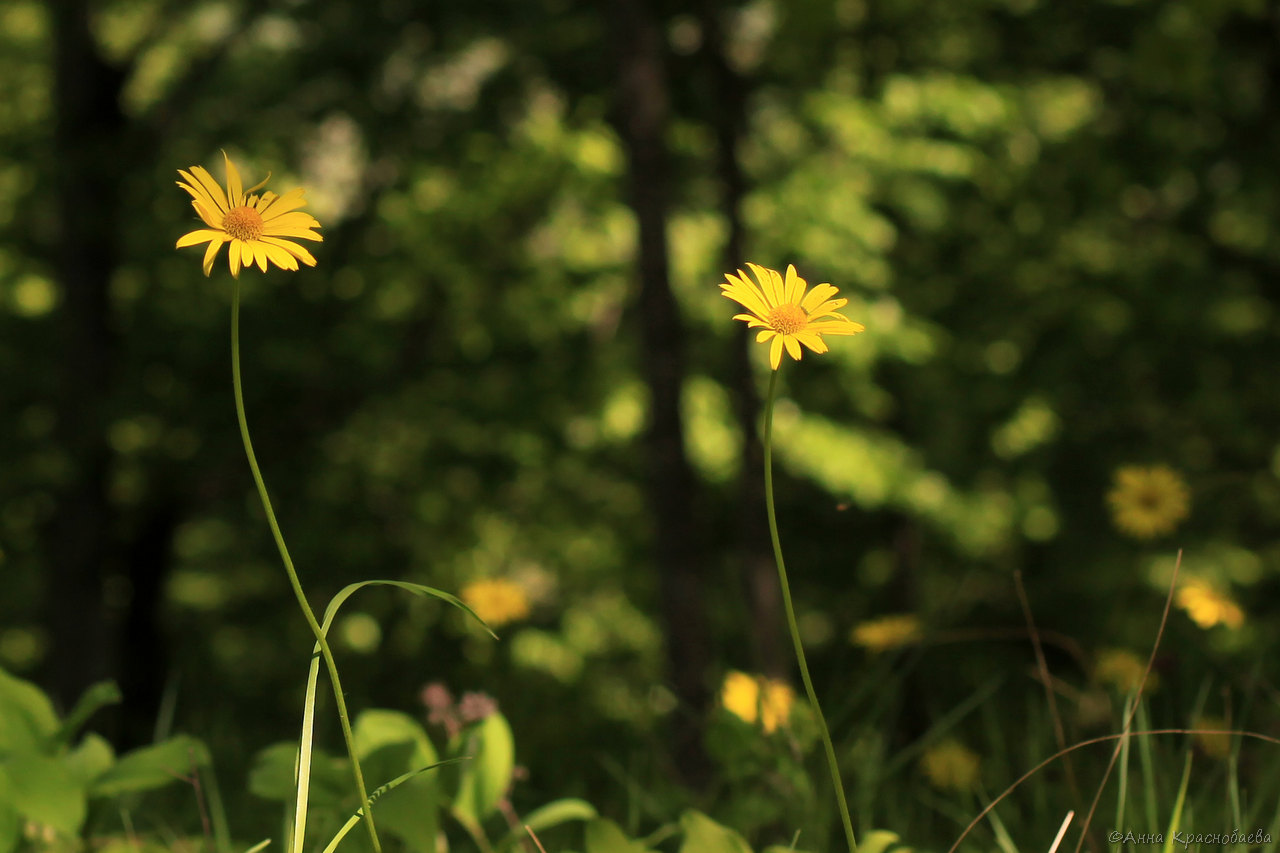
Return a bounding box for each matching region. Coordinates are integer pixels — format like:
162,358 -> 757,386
761,367 -> 857,853
230,281 -> 382,853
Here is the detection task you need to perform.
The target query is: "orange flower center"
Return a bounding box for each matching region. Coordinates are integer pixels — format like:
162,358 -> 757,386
767,304 -> 807,336
222,205 -> 264,242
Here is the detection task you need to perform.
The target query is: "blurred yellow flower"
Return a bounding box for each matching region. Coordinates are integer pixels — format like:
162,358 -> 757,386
720,263 -> 864,370
1093,648 -> 1156,694
919,738 -> 981,792
1192,715 -> 1232,759
176,151 -> 322,277
1176,578 -> 1244,630
460,578 -> 531,628
1106,465 -> 1190,539
850,614 -> 922,653
721,670 -> 795,733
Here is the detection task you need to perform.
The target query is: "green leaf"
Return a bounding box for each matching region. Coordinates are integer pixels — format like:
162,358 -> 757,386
678,811 -> 753,853
0,667 -> 59,753
65,733 -> 115,785
353,710 -> 440,852
450,713 -> 515,826
0,803 -> 21,853
248,742 -> 349,806
858,830 -> 912,853
89,734 -> 210,798
494,799 -> 597,852
0,753 -> 88,835
585,818 -> 655,853
54,681 -> 121,747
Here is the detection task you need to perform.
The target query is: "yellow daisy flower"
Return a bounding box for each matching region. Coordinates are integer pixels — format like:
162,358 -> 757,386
850,614 -> 923,654
1105,465 -> 1190,539
460,578 -> 531,628
919,738 -> 981,792
720,670 -> 795,734
1175,577 -> 1244,630
721,263 -> 865,370
176,151 -> 322,278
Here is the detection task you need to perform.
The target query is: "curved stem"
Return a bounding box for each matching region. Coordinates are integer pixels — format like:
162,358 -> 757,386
762,367 -> 857,853
231,281 -> 382,853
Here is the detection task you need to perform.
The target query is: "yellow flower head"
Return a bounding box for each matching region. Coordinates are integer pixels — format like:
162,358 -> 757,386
720,670 -> 795,734
176,151 -> 322,278
1093,648 -> 1156,694
919,738 -> 981,793
721,263 -> 864,370
1175,577 -> 1244,630
460,578 -> 531,628
1106,465 -> 1190,540
850,614 -> 923,654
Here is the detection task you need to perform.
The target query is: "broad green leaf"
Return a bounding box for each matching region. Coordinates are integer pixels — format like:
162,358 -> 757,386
585,818 -> 655,853
0,668 -> 59,753
450,712 -> 515,826
495,799 -> 597,852
353,710 -> 440,852
0,753 -> 87,835
248,741 -> 348,806
678,811 -> 752,853
89,734 -> 210,797
858,830 -> 911,853
0,803 -> 21,853
65,733 -> 115,785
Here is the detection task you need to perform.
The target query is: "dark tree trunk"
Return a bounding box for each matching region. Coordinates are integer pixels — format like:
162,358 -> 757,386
608,0 -> 711,783
45,0 -> 124,712
697,0 -> 786,679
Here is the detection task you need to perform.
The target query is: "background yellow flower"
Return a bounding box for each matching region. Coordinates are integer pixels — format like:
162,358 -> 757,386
1106,465 -> 1190,539
720,670 -> 795,733
850,614 -> 922,653
460,578 -> 531,628
1176,578 -> 1244,630
1093,648 -> 1156,694
919,738 -> 981,792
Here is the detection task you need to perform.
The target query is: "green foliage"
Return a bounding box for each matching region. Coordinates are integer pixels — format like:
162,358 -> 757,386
0,667 -> 209,848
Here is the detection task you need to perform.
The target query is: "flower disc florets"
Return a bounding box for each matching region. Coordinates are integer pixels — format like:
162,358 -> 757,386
222,206 -> 265,242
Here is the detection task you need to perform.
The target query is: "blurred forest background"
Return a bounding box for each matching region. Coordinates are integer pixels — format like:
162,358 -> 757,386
4,0 -> 1280,846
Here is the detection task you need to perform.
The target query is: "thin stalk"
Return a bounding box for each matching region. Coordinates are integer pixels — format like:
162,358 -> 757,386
761,367 -> 857,853
230,281 -> 382,853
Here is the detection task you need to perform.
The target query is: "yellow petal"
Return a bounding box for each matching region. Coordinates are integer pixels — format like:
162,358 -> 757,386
192,201 -> 221,229
254,244 -> 269,273
800,282 -> 839,313
795,332 -> 829,354
176,174 -> 219,212
769,336 -> 784,370
784,336 -> 802,362
176,228 -> 221,248
261,236 -> 317,267
745,263 -> 780,307
784,264 -> 806,305
262,210 -> 322,230
807,320 -> 865,335
258,188 -> 309,218
187,166 -> 230,214
201,236 -> 227,276
223,151 -> 244,208
261,242 -> 299,270
756,329 -> 776,342
228,241 -> 242,277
